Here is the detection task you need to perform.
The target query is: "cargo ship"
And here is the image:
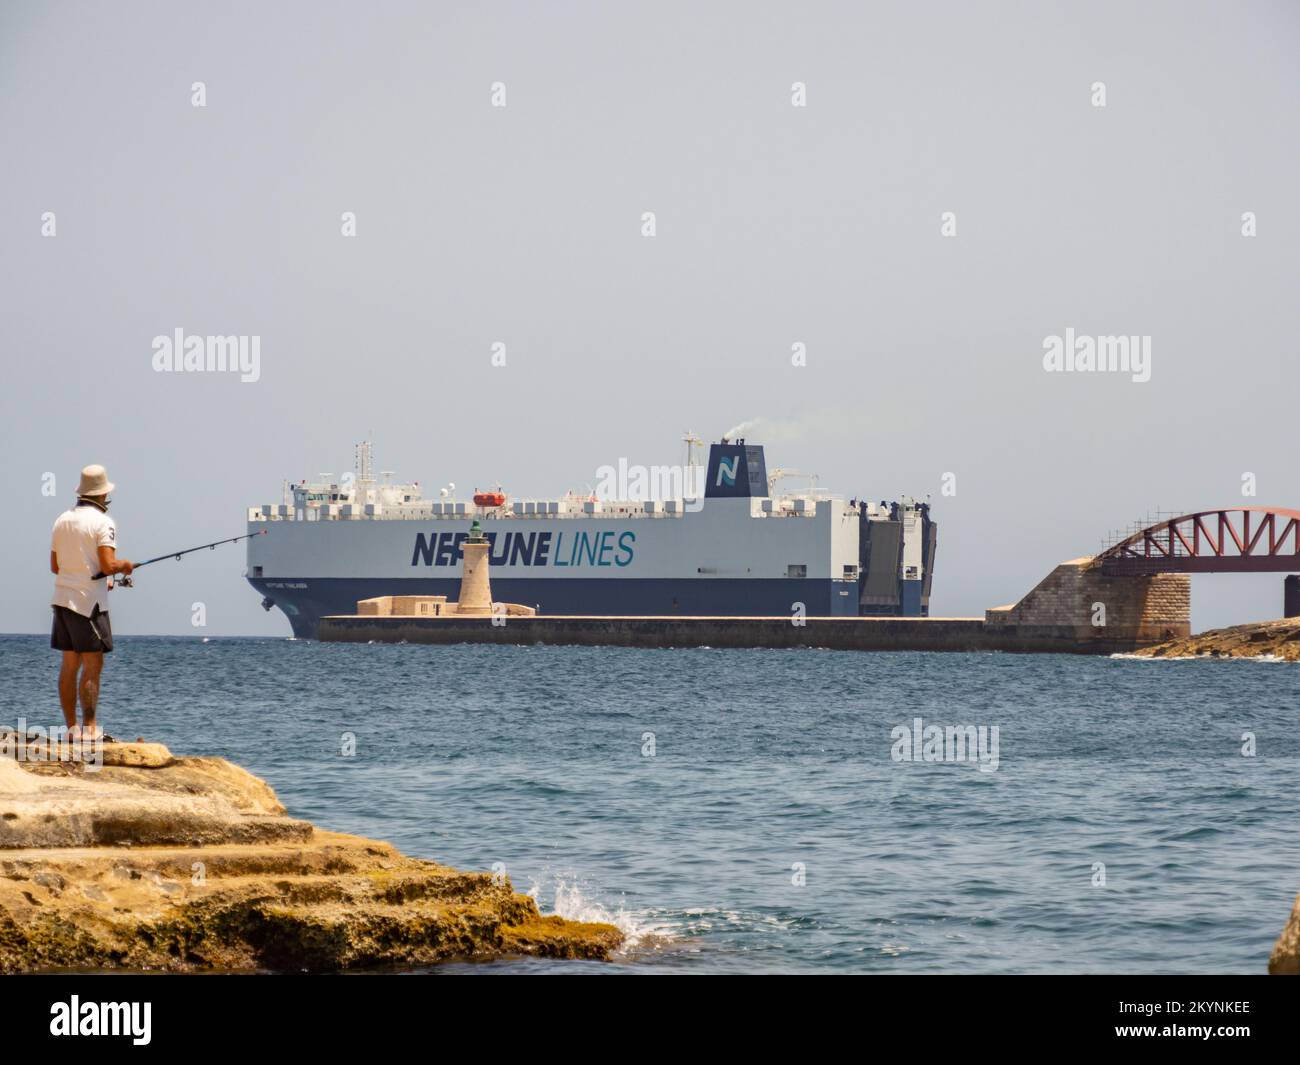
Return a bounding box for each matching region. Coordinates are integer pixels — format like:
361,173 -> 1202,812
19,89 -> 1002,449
246,438 -> 937,638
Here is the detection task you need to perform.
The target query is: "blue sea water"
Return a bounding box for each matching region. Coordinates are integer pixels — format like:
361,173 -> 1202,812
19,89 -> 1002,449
3,634 -> 1297,974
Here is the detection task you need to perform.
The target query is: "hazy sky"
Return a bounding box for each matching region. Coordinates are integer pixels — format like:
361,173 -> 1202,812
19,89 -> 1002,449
2,0 -> 1298,636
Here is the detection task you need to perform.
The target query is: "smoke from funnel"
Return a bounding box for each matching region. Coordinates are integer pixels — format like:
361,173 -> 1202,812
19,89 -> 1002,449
723,418 -> 760,440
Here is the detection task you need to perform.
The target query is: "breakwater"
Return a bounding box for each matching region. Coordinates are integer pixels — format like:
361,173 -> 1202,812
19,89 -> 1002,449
318,613 -> 1174,655
319,558 -> 1193,655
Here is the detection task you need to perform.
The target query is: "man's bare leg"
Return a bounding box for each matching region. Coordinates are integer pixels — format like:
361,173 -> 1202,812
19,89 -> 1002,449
79,652 -> 103,737
59,651 -> 80,730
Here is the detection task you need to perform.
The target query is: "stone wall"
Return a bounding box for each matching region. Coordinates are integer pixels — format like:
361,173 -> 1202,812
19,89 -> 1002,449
318,611 -> 1178,654
320,557 -> 1192,655
322,615 -> 994,651
985,557 -> 1190,645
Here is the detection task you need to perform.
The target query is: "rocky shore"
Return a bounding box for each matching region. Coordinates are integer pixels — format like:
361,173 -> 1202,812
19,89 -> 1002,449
1131,618 -> 1300,661
0,738 -> 622,972
1270,897 -> 1300,975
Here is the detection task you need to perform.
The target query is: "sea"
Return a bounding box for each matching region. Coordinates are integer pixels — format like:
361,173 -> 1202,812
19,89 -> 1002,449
2,634 -> 1296,974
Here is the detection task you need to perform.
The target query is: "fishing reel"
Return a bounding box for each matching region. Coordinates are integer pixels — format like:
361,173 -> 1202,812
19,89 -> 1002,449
112,575 -> 133,589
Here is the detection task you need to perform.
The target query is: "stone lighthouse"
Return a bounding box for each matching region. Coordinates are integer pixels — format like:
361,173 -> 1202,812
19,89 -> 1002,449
352,518 -> 535,619
456,519 -> 493,615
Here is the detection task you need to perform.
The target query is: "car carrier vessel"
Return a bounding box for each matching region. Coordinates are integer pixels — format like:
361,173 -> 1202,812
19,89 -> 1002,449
246,438 -> 936,638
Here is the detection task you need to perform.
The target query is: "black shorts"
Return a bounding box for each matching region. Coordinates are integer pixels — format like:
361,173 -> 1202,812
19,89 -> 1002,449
51,605 -> 113,653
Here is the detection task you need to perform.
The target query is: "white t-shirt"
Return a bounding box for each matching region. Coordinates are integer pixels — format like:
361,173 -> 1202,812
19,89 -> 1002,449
51,503 -> 117,617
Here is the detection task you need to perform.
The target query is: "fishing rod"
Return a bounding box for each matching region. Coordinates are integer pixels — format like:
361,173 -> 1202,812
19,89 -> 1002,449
92,529 -> 267,586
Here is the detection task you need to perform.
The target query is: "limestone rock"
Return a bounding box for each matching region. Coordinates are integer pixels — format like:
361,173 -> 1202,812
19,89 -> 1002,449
0,737 -> 172,769
1269,893 -> 1300,975
100,742 -> 174,768
1134,618 -> 1300,661
90,756 -> 288,815
0,756 -> 309,849
0,750 -> 622,971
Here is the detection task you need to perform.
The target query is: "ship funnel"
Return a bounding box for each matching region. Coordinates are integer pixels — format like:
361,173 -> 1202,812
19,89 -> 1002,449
705,441 -> 768,499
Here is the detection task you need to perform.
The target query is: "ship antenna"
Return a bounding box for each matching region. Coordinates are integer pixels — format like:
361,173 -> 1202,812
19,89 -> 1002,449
354,432 -> 375,504
682,431 -> 703,471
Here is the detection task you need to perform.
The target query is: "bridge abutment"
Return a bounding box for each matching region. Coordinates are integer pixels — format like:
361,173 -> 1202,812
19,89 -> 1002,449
985,558 -> 1190,650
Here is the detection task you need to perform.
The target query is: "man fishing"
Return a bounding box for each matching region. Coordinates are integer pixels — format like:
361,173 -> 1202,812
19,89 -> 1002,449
50,465 -> 133,740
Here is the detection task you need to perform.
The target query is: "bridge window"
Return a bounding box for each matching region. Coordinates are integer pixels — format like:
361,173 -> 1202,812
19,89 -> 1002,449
787,564 -> 807,579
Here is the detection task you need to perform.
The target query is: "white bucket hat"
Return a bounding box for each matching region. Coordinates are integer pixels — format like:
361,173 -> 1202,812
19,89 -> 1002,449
77,464 -> 115,497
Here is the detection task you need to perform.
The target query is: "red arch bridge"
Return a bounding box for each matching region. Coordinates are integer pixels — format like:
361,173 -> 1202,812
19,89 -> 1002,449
1093,506 -> 1300,575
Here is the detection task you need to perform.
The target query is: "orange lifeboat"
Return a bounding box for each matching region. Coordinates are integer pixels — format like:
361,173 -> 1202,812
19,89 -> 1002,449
474,490 -> 506,508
